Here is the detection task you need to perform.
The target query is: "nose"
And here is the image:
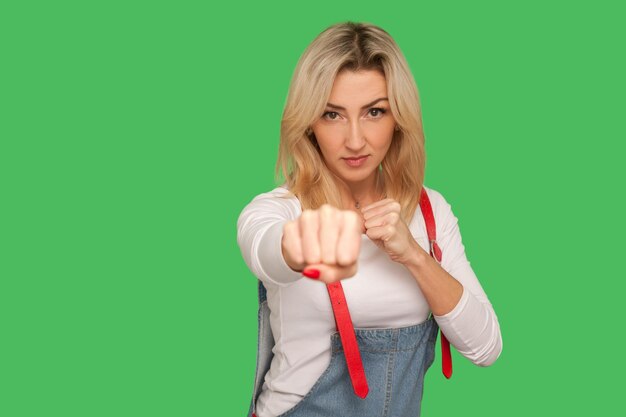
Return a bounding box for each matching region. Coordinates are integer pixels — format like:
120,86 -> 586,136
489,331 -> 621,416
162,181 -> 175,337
345,119 -> 366,152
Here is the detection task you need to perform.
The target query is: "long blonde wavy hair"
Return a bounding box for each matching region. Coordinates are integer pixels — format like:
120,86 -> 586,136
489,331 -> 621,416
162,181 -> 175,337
275,21 -> 426,224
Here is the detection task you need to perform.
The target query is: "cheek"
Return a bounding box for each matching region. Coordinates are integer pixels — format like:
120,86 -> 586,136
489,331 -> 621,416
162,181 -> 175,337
313,128 -> 341,151
316,142 -> 339,160
380,119 -> 396,133
371,125 -> 395,148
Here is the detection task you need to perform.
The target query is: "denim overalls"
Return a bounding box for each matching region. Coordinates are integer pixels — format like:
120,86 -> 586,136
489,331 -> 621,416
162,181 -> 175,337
246,281 -> 439,417
246,188 -> 446,417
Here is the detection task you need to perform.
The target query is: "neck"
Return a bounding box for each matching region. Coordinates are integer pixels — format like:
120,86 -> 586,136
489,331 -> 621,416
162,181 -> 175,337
337,170 -> 384,209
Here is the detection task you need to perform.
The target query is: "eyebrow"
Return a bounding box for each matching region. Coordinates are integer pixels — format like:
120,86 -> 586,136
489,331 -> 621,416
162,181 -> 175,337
326,97 -> 389,110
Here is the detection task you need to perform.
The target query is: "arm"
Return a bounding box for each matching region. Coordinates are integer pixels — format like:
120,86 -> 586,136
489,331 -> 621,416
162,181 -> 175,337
236,191 -> 303,287
403,191 -> 503,367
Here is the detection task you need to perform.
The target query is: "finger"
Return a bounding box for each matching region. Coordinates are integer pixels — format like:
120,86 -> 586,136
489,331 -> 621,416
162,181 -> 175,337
300,209 -> 321,264
319,204 -> 340,265
303,262 -> 358,284
362,201 -> 401,221
364,211 -> 400,229
366,224 -> 394,242
283,220 -> 304,268
336,210 -> 361,266
361,198 -> 394,214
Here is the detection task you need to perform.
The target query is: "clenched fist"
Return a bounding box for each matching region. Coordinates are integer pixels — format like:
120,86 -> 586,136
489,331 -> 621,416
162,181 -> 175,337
281,204 -> 362,284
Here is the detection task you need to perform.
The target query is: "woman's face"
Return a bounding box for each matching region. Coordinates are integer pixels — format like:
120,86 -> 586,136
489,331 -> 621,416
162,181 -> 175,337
311,69 -> 396,188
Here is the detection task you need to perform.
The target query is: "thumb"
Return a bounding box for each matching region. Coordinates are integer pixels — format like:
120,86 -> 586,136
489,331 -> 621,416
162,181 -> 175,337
302,262 -> 358,285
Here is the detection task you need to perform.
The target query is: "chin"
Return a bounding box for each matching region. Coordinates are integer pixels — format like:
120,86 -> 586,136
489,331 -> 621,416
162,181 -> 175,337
337,168 -> 376,181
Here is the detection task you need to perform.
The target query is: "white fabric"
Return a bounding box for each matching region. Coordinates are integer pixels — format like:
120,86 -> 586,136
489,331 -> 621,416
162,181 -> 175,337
237,184 -> 502,417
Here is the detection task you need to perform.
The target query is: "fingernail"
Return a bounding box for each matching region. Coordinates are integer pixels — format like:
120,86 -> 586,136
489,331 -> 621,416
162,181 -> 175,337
302,268 -> 320,279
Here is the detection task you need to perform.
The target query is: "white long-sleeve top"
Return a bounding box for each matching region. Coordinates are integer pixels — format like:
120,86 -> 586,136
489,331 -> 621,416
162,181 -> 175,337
237,184 -> 502,417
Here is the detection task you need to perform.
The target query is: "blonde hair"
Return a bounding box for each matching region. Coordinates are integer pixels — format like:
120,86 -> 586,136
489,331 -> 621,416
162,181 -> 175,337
275,21 -> 426,224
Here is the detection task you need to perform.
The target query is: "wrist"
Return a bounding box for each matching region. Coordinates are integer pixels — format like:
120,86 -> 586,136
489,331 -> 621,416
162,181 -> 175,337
402,238 -> 429,269
281,233 -> 304,273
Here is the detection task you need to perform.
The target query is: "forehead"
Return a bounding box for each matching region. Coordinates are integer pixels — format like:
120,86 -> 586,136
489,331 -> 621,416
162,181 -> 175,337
327,70 -> 387,105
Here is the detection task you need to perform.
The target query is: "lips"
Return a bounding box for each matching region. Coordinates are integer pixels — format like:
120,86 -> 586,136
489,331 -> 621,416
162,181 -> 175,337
343,155 -> 369,167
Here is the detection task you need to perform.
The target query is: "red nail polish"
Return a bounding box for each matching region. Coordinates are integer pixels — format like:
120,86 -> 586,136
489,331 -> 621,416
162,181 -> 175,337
303,268 -> 320,279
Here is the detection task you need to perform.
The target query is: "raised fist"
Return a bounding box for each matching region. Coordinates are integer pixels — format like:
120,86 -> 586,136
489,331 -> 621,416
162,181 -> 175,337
281,204 -> 362,284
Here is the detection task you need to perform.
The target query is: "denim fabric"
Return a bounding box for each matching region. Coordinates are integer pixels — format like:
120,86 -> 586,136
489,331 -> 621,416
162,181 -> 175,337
247,281 -> 439,417
247,282 -> 274,417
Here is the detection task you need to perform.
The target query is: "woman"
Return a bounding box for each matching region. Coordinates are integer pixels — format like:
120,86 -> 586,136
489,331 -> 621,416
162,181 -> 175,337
237,21 -> 502,417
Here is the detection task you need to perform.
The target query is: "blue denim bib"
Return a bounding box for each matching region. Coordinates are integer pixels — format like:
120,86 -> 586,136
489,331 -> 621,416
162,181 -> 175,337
247,281 -> 439,417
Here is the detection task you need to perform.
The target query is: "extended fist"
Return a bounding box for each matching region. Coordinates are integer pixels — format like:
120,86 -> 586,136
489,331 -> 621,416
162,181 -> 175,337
281,204 -> 362,284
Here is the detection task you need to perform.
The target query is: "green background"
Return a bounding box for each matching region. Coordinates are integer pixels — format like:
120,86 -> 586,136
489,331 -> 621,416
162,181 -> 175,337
1,0 -> 624,415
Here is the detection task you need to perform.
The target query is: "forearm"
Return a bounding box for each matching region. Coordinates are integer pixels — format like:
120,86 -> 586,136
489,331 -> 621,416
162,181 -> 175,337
403,238 -> 502,366
281,231 -> 305,273
238,216 -> 303,286
402,239 -> 464,316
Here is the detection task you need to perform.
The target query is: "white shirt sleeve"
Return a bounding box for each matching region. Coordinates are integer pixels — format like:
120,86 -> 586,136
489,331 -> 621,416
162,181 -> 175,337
236,188 -> 303,287
429,189 -> 503,366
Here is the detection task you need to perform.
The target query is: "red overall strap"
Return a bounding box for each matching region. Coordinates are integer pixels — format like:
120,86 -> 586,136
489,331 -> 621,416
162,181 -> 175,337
419,188 -> 453,379
326,282 -> 369,398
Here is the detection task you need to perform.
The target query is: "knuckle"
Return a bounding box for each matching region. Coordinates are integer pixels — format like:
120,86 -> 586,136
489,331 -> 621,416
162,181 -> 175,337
300,210 -> 318,225
319,204 -> 334,220
345,210 -> 360,224
321,249 -> 336,264
337,253 -> 352,266
304,253 -> 321,264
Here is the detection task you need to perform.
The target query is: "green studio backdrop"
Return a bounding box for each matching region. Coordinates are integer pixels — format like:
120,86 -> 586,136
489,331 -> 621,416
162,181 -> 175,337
1,0 -> 624,416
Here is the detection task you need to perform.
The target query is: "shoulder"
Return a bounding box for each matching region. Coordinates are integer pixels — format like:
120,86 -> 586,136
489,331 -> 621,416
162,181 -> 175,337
239,184 -> 302,221
420,185 -> 458,232
248,184 -> 299,207
422,185 -> 453,214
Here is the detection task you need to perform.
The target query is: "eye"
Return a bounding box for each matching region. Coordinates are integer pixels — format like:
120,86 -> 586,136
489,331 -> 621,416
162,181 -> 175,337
322,111 -> 340,120
368,108 -> 387,118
